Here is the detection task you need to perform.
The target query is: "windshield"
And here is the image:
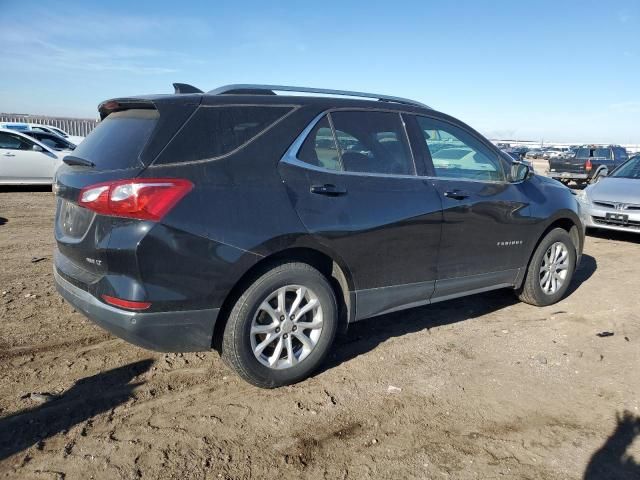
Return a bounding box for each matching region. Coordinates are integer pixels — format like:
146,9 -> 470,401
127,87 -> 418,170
610,157 -> 640,179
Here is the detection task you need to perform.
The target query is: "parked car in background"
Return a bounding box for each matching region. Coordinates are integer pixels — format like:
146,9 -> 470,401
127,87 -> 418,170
577,155 -> 640,233
0,122 -> 85,145
525,149 -> 545,159
30,125 -> 85,145
52,83 -> 584,388
0,128 -> 65,184
502,146 -> 528,160
501,149 -> 535,171
0,122 -> 30,132
543,147 -> 573,160
23,130 -> 77,152
548,145 -> 629,186
511,146 -> 529,158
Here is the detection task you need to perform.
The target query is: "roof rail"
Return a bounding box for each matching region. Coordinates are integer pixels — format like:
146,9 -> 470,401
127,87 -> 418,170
207,84 -> 430,109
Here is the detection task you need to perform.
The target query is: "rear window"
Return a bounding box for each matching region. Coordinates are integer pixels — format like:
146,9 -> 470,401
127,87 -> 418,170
71,109 -> 158,170
155,106 -> 293,164
575,147 -> 612,159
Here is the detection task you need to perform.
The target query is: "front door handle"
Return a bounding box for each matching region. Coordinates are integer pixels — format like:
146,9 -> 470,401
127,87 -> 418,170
443,190 -> 469,200
310,184 -> 347,196
3,152 -> 16,157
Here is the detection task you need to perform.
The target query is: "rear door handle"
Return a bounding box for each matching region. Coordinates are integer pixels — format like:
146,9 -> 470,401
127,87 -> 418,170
3,152 -> 16,157
443,190 -> 469,200
310,184 -> 347,196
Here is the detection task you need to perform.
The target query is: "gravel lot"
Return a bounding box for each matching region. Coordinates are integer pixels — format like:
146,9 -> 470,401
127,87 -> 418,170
1,186 -> 639,479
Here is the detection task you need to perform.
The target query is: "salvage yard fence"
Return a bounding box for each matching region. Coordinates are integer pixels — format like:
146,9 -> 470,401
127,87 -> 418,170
0,114 -> 99,137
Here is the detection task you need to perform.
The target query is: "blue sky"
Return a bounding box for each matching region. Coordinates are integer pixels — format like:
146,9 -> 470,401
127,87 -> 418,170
0,0 -> 638,143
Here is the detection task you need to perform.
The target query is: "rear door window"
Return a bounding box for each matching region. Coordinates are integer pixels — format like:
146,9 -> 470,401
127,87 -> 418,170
329,111 -> 415,175
297,116 -> 341,171
71,109 -> 159,170
156,106 -> 293,164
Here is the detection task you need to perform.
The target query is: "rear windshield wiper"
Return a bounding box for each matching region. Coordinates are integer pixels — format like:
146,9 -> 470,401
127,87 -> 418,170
63,155 -> 95,167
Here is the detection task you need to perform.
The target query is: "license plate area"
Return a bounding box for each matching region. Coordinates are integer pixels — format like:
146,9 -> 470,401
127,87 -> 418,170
605,212 -> 629,224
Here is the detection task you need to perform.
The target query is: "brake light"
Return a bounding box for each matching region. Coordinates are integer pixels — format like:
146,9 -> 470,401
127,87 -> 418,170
585,159 -> 593,172
78,178 -> 193,221
102,295 -> 151,310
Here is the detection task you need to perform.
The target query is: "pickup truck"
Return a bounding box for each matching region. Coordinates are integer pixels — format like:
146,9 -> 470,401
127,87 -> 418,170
548,145 -> 629,185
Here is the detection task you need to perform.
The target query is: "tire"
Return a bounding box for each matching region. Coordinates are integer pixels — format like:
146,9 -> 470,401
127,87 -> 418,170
221,262 -> 338,388
517,228 -> 576,306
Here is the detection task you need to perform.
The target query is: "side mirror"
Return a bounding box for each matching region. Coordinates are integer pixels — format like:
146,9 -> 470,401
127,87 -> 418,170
31,145 -> 44,152
510,161 -> 531,182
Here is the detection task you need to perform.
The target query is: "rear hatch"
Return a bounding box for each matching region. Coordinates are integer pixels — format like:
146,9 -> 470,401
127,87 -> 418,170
54,97 -> 199,288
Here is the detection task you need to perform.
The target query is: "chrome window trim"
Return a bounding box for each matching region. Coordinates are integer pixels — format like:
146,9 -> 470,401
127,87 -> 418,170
282,109 -> 420,179
281,109 -> 513,185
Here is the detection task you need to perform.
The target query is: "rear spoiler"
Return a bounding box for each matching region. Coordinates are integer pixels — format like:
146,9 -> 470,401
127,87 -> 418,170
98,98 -> 157,120
97,84 -> 204,119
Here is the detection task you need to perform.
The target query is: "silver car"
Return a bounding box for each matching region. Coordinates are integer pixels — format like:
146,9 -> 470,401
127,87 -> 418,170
0,128 -> 68,185
576,156 -> 640,233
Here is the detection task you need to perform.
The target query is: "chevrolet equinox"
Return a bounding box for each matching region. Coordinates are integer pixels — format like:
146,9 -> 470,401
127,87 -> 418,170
54,84 -> 585,387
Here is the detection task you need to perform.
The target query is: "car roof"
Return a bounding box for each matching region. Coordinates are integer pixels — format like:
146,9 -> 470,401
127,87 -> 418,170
99,83 -> 436,118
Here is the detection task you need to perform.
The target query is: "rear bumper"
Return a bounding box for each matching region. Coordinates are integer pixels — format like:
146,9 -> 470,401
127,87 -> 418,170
54,268 -> 218,352
548,172 -> 589,180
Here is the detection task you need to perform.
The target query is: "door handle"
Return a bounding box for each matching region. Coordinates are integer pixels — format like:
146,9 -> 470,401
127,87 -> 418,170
310,184 -> 347,196
3,152 -> 16,157
443,190 -> 469,200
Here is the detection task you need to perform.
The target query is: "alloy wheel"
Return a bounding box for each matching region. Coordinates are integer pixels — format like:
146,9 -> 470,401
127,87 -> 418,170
539,242 -> 570,295
250,285 -> 323,369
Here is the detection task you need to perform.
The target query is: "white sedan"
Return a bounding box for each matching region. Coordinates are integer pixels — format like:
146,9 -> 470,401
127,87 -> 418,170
0,128 -> 69,185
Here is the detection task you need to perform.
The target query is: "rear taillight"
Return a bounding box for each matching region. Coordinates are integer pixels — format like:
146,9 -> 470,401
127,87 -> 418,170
585,159 -> 593,172
101,295 -> 151,310
78,178 -> 193,221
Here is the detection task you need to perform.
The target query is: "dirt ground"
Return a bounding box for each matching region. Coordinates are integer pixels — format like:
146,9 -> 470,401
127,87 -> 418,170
1,187 -> 639,480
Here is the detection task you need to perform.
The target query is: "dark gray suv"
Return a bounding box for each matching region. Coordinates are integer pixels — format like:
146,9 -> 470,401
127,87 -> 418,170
53,84 -> 585,387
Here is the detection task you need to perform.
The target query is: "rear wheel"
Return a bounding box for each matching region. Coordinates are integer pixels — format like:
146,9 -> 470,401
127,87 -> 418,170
221,262 -> 338,388
517,228 -> 576,306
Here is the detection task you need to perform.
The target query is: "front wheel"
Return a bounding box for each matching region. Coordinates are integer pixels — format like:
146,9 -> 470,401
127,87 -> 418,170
221,262 -> 338,388
517,228 -> 576,306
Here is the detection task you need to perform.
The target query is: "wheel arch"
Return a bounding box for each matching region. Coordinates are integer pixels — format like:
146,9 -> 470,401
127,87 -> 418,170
517,214 -> 583,289
212,246 -> 354,351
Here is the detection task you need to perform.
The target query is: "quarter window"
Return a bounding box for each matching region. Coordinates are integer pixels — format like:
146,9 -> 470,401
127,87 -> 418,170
416,116 -> 505,182
156,106 -> 293,164
330,111 -> 415,175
